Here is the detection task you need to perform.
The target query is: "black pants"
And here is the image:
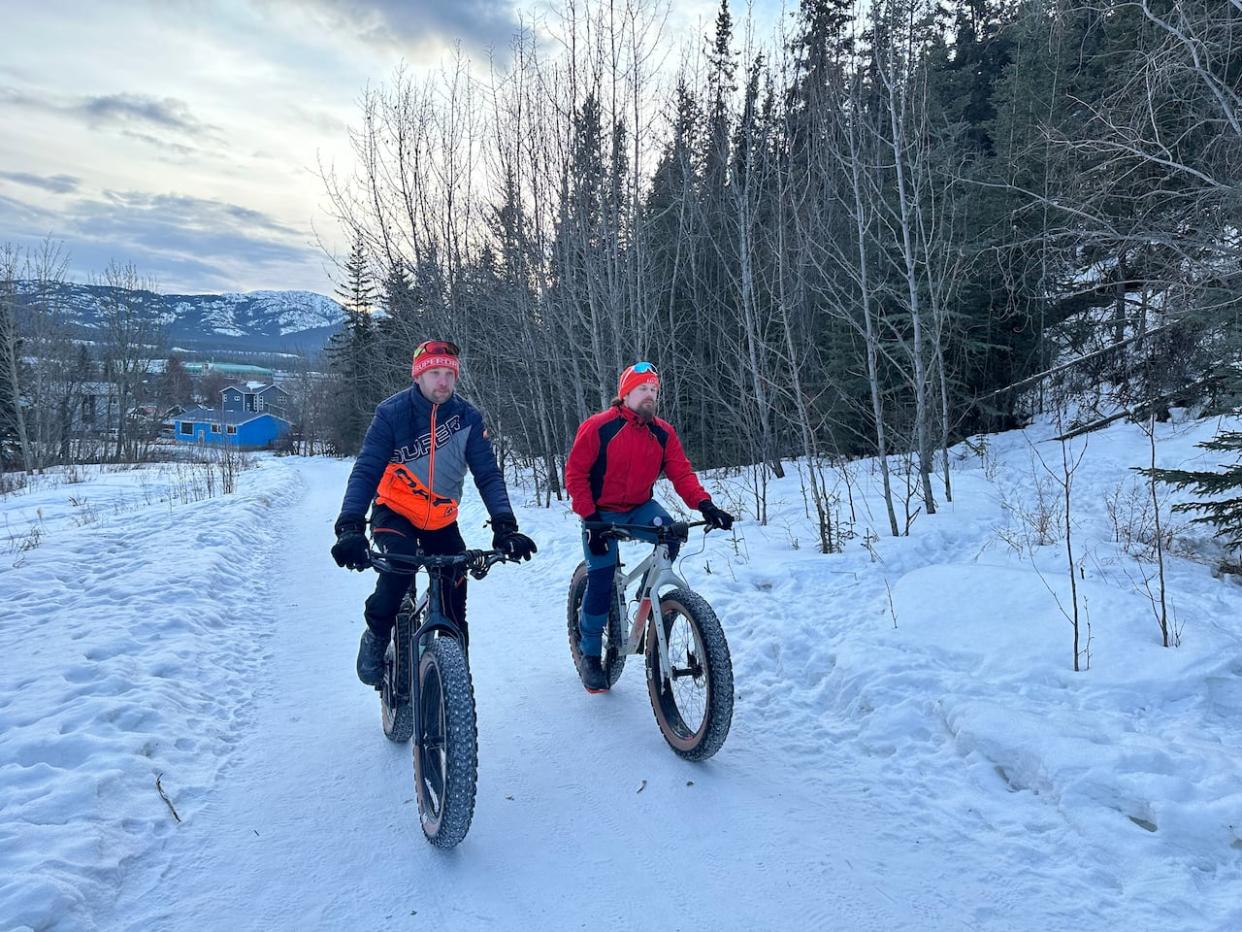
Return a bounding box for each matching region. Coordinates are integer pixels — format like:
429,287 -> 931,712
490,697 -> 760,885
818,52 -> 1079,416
365,505 -> 468,645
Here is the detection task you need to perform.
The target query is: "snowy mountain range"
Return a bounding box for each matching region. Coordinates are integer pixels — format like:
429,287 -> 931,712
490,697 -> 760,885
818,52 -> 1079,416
15,281 -> 345,353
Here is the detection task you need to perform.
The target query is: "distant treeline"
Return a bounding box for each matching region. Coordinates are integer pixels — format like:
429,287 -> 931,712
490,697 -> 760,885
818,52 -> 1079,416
313,0 -> 1239,534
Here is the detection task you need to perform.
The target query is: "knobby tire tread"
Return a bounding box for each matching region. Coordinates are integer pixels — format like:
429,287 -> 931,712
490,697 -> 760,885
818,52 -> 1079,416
382,636 -> 414,743
416,636 -> 478,848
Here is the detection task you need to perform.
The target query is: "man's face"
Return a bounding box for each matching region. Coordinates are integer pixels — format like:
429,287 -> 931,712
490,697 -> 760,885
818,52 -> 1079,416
624,381 -> 659,418
416,367 -> 457,404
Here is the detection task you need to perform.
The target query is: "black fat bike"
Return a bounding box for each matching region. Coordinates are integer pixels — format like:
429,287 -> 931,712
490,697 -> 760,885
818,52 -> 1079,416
368,545 -> 512,848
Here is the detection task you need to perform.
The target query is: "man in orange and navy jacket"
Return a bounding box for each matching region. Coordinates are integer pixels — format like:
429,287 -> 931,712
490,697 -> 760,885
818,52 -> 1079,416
331,339 -> 536,686
565,361 -> 733,692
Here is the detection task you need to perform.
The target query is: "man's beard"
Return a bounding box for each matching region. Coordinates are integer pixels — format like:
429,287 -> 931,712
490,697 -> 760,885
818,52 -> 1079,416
635,399 -> 656,421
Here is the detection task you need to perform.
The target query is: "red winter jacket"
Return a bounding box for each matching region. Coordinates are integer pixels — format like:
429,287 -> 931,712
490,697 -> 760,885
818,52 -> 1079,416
565,403 -> 709,518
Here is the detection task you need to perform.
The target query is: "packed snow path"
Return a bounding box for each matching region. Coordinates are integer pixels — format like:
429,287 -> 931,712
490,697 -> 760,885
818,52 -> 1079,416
110,460 -> 982,931
4,426 -> 1242,930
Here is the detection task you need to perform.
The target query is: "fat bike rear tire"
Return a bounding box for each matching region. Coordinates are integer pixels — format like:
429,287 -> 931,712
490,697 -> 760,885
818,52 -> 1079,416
567,561 -> 626,688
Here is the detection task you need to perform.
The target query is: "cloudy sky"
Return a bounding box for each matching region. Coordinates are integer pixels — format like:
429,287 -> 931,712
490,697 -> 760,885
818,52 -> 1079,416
0,0 -> 778,296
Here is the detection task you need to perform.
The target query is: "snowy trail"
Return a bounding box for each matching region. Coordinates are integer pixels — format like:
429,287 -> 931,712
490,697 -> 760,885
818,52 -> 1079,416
103,459 -> 959,930
98,459 -> 1131,931
8,431 -> 1241,931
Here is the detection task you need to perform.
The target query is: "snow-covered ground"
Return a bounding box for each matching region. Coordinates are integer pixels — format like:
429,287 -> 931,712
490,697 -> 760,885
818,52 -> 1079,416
3,415 -> 1241,931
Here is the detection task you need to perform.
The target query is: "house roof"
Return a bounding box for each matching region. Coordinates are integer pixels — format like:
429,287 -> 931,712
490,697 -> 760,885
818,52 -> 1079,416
221,381 -> 289,396
178,407 -> 291,427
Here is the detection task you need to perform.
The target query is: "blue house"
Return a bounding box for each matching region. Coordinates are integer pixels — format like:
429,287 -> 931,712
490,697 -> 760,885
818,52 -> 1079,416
220,381 -> 291,418
174,382 -> 292,449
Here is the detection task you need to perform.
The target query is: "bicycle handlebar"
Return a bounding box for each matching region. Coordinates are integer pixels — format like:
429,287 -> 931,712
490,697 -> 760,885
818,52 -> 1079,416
580,518 -> 719,543
366,547 -> 510,580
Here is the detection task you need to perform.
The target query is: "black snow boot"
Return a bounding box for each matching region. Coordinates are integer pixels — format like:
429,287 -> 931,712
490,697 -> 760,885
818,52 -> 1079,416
356,628 -> 387,687
580,655 -> 609,693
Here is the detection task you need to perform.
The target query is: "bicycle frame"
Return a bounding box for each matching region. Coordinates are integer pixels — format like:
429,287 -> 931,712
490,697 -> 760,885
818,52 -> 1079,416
370,548 -> 502,768
381,571 -> 451,762
404,573 -> 459,651
600,523 -> 699,683
388,589 -> 426,699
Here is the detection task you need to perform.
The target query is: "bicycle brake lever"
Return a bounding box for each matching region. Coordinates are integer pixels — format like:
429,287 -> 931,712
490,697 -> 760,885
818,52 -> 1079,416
467,552 -> 501,579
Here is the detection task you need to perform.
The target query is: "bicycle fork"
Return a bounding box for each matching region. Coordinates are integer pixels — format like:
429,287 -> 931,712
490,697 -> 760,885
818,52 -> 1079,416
408,574 -> 445,757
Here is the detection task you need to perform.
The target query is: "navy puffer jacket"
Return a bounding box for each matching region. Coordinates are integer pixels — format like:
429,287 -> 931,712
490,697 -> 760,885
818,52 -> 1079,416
336,386 -> 512,531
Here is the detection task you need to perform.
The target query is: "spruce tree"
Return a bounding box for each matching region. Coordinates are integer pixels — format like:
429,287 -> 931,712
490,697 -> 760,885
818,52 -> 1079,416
326,234 -> 379,452
373,261 -> 420,398
1146,430 -> 1242,552
335,234 -> 379,317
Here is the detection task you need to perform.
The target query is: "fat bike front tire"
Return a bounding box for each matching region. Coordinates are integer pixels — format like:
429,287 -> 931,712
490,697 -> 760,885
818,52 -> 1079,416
645,588 -> 734,761
413,636 -> 478,848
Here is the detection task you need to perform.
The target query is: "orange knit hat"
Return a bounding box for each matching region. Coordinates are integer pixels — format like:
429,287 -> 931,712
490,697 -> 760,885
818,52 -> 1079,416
617,361 -> 659,398
411,339 -> 461,379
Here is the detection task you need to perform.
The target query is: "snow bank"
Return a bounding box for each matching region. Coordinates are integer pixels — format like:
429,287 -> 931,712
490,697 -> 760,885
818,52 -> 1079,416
0,458 -> 300,931
690,416 -> 1242,927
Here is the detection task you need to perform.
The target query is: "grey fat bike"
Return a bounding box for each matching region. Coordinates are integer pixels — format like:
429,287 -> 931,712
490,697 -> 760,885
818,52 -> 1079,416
367,543 -> 515,848
567,519 -> 735,761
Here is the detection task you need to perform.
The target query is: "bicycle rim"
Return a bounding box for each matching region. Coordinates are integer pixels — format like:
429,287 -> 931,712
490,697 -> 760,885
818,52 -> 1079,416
653,610 -> 710,740
417,661 -> 447,820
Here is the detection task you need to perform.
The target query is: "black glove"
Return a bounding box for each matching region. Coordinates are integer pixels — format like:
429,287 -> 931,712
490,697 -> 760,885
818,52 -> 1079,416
699,500 -> 734,532
491,513 -> 537,562
331,517 -> 371,571
584,511 -> 610,556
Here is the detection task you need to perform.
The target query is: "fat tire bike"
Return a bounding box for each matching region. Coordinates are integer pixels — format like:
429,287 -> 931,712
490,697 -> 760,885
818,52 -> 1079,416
368,544 -> 512,848
567,519 -> 734,761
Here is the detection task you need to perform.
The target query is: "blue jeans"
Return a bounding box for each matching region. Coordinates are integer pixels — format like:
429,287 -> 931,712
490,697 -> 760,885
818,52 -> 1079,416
578,500 -> 678,656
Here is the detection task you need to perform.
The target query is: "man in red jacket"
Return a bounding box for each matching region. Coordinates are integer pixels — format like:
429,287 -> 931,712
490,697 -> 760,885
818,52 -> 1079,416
565,362 -> 734,692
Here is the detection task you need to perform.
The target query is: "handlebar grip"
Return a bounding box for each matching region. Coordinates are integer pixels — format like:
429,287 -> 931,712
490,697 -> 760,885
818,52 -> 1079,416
468,551 -> 509,579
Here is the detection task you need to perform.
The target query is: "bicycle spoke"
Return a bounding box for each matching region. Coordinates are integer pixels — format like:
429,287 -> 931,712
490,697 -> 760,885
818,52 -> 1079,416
421,736 -> 445,815
664,612 -> 708,735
